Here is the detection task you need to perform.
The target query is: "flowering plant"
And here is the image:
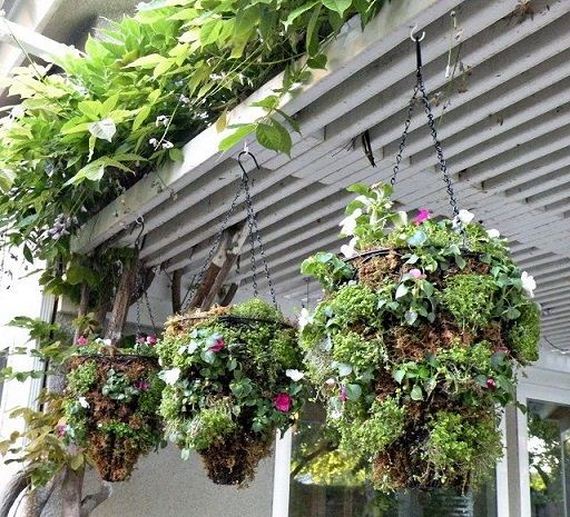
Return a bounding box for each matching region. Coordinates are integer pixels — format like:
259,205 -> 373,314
157,298 -> 305,485
62,336 -> 164,482
300,183 -> 540,492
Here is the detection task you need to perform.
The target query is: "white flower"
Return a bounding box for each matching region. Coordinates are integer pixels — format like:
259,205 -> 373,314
325,377 -> 336,387
458,209 -> 475,225
354,195 -> 373,207
155,115 -> 170,127
298,307 -> 313,330
487,229 -> 500,239
340,237 -> 358,259
286,369 -> 305,382
160,367 -> 181,385
78,396 -> 89,409
339,208 -> 362,236
149,138 -> 158,147
521,271 -> 536,298
162,140 -> 174,149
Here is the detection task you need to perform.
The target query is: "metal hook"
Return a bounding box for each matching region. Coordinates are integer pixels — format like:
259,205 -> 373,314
133,216 -> 145,249
237,149 -> 261,177
410,24 -> 426,42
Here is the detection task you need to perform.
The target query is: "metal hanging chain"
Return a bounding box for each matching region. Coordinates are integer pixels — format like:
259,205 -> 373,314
238,150 -> 278,308
133,218 -> 158,336
181,177 -> 246,312
390,28 -> 461,218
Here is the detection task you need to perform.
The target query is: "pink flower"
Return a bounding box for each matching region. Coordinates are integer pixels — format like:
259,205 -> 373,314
486,378 -> 497,391
76,336 -> 88,347
56,424 -> 68,438
408,268 -> 423,279
209,337 -> 225,353
135,380 -> 150,391
146,334 -> 157,346
413,208 -> 431,225
136,334 -> 147,346
339,386 -> 348,402
273,392 -> 293,413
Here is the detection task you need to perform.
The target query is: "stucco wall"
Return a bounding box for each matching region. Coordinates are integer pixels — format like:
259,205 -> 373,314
86,444 -> 275,517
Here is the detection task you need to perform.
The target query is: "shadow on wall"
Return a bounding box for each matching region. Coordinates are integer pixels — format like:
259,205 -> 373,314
84,444 -> 275,517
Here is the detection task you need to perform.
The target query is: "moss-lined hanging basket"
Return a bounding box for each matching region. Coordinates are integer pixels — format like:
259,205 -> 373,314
300,183 -> 540,492
63,344 -> 164,482
157,298 -> 306,486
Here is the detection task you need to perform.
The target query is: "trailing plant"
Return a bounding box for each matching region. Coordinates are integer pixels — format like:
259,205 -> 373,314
0,0 -> 388,275
62,337 -> 164,482
300,182 -> 540,492
157,298 -> 305,485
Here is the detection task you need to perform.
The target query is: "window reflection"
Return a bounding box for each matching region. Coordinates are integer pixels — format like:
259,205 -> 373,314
289,404 -> 496,516
528,399 -> 570,516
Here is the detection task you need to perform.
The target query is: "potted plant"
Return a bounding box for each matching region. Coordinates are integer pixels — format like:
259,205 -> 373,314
299,182 -> 540,493
156,298 -> 305,485
62,336 -> 164,482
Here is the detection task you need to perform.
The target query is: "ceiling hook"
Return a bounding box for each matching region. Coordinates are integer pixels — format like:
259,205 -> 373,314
410,24 -> 426,42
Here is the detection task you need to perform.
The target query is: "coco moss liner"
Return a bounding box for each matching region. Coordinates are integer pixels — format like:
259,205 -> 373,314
157,298 -> 306,486
64,353 -> 163,482
300,182 -> 540,493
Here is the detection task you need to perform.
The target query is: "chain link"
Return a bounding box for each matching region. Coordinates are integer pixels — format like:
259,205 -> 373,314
390,37 -> 462,219
181,179 -> 245,312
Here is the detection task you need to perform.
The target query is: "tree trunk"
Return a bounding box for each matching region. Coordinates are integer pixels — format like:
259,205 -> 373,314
189,223 -> 247,310
105,254 -> 139,345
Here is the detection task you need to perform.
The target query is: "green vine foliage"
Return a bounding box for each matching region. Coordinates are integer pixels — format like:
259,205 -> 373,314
300,183 -> 541,492
0,0 -> 387,271
157,298 -> 306,485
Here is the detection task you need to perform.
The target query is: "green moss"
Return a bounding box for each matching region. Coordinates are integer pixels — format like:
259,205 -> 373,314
437,340 -> 493,368
508,302 -> 540,363
188,401 -> 236,451
230,297 -> 283,321
271,328 -> 301,369
338,398 -> 405,459
332,331 -> 384,372
159,384 -> 183,423
440,274 -> 498,330
66,361 -> 97,395
328,283 -> 378,330
138,376 -> 165,416
426,411 -> 502,485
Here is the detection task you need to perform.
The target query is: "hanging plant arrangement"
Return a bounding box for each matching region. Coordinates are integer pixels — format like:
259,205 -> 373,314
62,337 -> 164,482
300,182 -> 540,491
157,298 -> 304,485
299,33 -> 540,493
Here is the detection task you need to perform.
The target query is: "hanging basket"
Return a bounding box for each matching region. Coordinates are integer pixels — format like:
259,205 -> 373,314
157,298 -> 306,486
300,183 -> 540,493
63,351 -> 164,482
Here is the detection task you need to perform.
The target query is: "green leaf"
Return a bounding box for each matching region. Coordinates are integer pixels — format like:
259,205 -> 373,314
322,0 -> 351,16
404,310 -> 418,325
125,53 -> 166,69
231,8 -> 258,58
410,385 -> 423,401
345,384 -> 362,401
283,1 -> 319,30
132,106 -> 151,131
256,120 -> 292,155
200,20 -> 223,46
393,369 -> 406,384
88,118 -> 116,142
306,3 -> 322,56
169,147 -> 184,162
407,230 -> 427,247
307,54 -> 328,69
64,161 -> 105,186
22,244 -> 33,264
395,283 -> 408,299
219,123 -> 256,151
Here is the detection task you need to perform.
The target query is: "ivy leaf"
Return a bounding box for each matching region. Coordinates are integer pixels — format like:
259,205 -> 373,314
393,369 -> 406,384
404,310 -> 418,325
219,123 -> 256,151
407,230 -> 427,247
88,118 -> 116,143
336,362 -> 353,377
345,384 -> 362,401
395,283 -> 408,299
410,385 -> 423,401
322,0 -> 351,16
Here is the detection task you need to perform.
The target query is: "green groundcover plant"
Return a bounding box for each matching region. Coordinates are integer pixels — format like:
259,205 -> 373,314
62,335 -> 164,482
157,298 -> 305,485
299,182 -> 540,492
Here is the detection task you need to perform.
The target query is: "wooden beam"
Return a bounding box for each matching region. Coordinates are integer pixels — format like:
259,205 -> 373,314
72,0 -> 459,254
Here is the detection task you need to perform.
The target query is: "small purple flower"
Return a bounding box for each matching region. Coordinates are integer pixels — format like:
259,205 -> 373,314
413,208 -> 431,225
486,378 -> 497,391
76,336 -> 88,347
56,424 -> 68,438
146,334 -> 158,347
408,268 -> 423,279
339,386 -> 348,402
135,380 -> 150,391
